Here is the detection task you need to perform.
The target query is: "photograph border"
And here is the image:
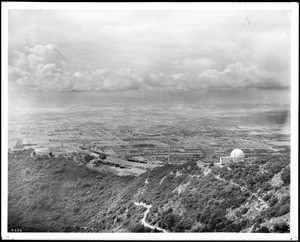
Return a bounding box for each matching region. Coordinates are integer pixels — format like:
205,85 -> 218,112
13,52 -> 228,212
1,2 -> 298,240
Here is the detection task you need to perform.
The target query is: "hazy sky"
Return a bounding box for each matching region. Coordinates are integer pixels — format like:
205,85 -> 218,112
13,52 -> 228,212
8,9 -> 291,93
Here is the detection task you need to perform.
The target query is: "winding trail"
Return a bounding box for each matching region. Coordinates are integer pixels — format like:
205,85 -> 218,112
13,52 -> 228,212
134,202 -> 168,233
30,150 -> 35,158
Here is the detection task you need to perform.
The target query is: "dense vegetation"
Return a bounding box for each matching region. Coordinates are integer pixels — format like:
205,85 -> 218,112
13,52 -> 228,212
216,154 -> 290,192
8,149 -> 290,233
8,149 -> 143,232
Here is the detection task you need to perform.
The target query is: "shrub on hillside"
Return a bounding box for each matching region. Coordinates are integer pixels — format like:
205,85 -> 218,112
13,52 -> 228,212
273,222 -> 290,233
276,204 -> 290,217
269,196 -> 278,207
83,154 -> 95,162
255,226 -> 270,233
281,167 -> 290,185
241,207 -> 249,214
262,194 -> 272,202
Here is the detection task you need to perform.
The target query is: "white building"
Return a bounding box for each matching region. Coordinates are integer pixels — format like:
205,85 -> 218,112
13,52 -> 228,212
220,149 -> 245,165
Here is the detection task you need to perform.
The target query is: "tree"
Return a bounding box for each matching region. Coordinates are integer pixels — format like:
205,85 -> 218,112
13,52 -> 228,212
49,151 -> 54,157
273,222 -> 290,233
83,154 -> 94,162
262,194 -> 272,202
281,167 -> 290,185
131,224 -> 152,232
255,226 -> 270,233
241,207 -> 249,214
269,196 -> 278,207
277,204 -> 289,216
262,182 -> 272,192
152,228 -> 163,233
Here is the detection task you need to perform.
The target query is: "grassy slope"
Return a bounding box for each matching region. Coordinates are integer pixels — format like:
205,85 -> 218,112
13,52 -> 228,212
8,149 -> 290,232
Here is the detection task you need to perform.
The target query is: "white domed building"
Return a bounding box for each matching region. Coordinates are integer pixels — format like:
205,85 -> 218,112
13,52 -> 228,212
220,149 -> 245,165
230,149 -> 245,161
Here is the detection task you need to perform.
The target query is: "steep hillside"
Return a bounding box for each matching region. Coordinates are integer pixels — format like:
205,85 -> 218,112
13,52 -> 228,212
8,149 -> 290,233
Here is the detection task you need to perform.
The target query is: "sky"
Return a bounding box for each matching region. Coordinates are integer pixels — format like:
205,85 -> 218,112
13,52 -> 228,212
7,8 -> 291,94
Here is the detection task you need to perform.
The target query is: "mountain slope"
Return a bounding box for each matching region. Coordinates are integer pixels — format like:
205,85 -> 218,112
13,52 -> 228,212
8,149 -> 290,233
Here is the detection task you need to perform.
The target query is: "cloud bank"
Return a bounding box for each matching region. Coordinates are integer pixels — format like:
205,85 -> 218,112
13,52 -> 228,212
8,10 -> 291,93
8,44 -> 289,92
8,44 -> 72,91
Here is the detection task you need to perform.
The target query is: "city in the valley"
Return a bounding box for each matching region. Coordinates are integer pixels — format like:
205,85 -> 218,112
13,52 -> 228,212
8,92 -> 290,177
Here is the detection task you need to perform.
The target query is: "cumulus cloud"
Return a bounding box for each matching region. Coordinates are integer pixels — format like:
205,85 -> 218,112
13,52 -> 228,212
143,62 -> 287,91
8,10 -> 291,93
25,44 -> 66,68
8,44 -> 71,91
73,68 -> 143,92
198,62 -> 265,89
8,44 -> 289,93
8,44 -> 145,92
8,66 -> 31,91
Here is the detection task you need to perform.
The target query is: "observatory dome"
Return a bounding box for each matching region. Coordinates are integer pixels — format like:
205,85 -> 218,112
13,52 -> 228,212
230,149 -> 245,159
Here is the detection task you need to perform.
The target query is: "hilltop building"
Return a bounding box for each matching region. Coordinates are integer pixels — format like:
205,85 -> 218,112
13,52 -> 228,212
220,149 -> 245,165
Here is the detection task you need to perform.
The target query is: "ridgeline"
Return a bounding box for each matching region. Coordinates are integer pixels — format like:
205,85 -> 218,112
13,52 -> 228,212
8,149 -> 290,233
